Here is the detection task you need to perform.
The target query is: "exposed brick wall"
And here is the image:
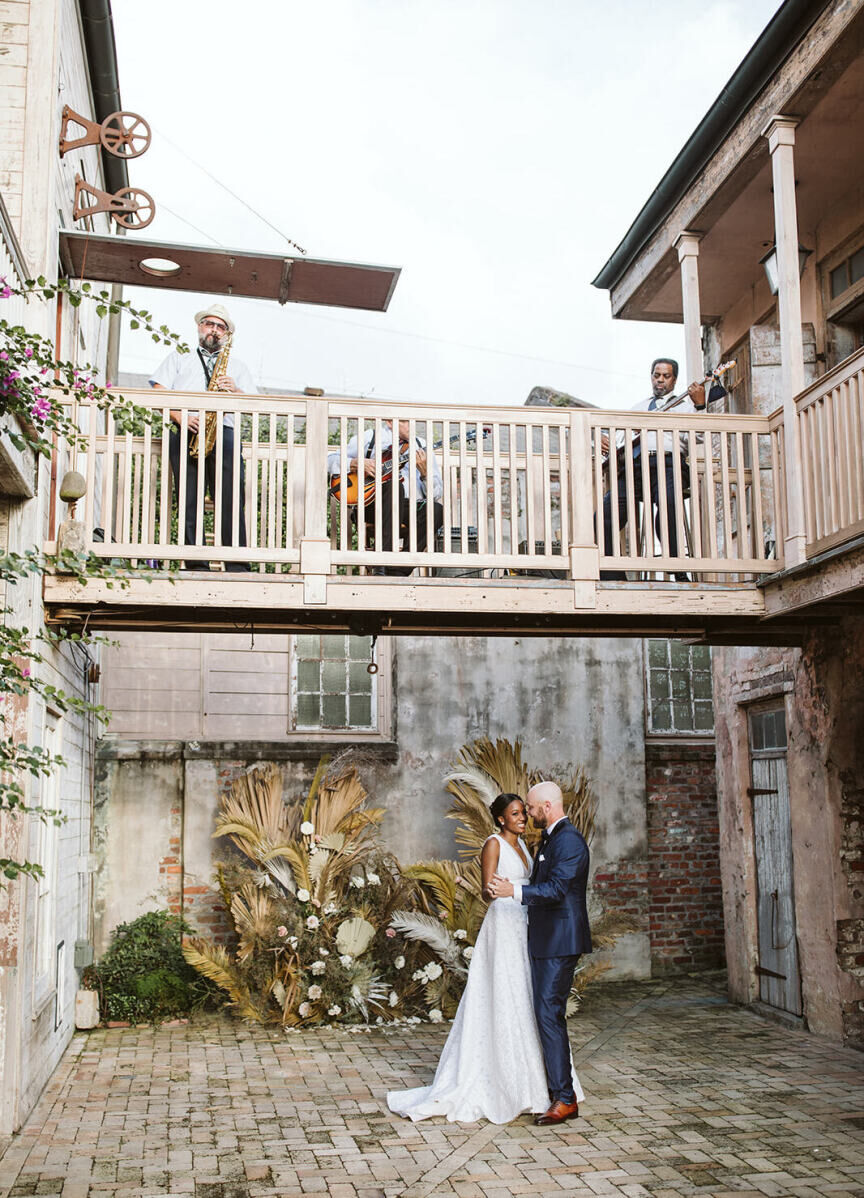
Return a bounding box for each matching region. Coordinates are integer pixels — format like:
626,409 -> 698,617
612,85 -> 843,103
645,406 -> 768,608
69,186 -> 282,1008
646,742 -> 725,974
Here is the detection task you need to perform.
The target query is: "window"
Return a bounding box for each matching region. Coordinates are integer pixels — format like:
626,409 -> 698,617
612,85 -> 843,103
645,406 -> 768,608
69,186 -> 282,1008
291,634 -> 378,731
645,639 -> 714,735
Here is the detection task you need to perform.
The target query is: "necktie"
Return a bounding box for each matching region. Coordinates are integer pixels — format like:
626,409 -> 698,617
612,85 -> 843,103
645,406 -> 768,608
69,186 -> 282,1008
648,396 -> 658,411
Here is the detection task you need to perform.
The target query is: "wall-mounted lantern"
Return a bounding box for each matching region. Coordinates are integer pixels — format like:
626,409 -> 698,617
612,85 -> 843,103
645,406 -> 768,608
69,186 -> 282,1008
760,244 -> 812,295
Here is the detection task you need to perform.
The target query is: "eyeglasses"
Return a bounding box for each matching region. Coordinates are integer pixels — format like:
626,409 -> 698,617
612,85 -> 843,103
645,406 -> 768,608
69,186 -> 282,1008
199,320 -> 228,333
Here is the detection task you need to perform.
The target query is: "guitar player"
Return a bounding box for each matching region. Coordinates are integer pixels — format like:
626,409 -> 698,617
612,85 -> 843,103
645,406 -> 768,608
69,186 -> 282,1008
326,419 -> 444,575
599,357 -> 725,582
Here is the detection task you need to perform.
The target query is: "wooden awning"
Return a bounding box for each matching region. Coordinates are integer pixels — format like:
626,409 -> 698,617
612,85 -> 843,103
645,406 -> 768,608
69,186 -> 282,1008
58,230 -> 400,311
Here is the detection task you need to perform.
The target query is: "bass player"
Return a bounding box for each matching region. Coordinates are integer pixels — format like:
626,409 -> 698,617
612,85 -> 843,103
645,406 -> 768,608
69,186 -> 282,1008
326,418 -> 444,575
599,357 -> 725,582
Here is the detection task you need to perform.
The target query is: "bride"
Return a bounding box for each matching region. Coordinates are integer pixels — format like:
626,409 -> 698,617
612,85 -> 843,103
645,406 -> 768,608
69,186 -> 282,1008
387,792 -> 584,1124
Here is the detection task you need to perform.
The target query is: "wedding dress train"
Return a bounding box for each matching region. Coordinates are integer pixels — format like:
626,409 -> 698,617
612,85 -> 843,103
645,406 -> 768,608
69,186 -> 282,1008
387,834 -> 584,1124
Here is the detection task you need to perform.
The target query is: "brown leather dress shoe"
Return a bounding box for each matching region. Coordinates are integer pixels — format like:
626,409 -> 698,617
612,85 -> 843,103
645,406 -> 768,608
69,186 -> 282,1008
534,1099 -> 579,1125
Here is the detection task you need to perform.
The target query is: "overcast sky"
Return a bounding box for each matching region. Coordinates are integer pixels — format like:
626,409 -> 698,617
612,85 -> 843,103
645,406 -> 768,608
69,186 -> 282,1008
112,0 -> 781,409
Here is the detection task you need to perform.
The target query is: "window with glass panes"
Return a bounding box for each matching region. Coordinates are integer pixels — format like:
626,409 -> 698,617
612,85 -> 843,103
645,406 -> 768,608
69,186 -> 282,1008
645,640 -> 714,734
292,634 -> 376,730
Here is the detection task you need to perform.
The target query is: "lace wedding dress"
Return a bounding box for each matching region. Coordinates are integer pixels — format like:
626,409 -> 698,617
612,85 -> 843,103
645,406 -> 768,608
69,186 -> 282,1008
387,834 -> 584,1124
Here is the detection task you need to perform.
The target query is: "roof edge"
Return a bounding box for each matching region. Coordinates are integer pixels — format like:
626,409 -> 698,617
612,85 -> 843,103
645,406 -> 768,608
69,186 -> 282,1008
592,0 -> 826,292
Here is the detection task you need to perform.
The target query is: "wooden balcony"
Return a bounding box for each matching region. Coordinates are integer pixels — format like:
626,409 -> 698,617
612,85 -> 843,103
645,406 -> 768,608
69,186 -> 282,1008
42,367 -> 864,643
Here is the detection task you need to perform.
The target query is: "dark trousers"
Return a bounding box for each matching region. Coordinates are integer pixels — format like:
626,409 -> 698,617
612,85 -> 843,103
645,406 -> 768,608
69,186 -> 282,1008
530,953 -> 580,1103
168,427 -> 249,571
601,450 -> 689,580
358,477 -> 443,573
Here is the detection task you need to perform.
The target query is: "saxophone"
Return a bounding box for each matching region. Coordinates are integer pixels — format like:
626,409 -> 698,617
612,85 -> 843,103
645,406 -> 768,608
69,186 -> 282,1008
189,333 -> 233,458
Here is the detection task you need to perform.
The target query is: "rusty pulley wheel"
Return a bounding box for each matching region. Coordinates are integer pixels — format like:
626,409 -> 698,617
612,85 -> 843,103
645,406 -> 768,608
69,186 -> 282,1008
99,111 -> 152,159
111,187 -> 156,230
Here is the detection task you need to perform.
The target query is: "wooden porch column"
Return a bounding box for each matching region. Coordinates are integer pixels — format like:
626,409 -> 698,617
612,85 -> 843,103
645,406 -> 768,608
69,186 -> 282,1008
764,114 -> 807,567
674,231 -> 703,388
300,398 -> 332,603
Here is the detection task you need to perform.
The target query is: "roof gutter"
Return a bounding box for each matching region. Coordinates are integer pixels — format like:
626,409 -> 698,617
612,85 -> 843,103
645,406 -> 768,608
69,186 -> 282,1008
77,0 -> 129,195
592,0 -> 826,292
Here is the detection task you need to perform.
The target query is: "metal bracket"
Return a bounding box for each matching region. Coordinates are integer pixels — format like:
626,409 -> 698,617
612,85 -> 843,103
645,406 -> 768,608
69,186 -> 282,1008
73,176 -> 156,231
60,106 -> 152,159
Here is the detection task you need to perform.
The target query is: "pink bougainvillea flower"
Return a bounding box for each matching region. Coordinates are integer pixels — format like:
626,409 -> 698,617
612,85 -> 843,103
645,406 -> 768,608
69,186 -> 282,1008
24,346 -> 33,358
0,278 -> 11,299
22,667 -> 31,678
0,351 -> 8,361
30,396 -> 52,422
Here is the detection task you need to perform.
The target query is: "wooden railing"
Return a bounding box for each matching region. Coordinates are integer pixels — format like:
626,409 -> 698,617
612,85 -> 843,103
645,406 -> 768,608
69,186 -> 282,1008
49,389 -> 785,586
796,346 -> 864,557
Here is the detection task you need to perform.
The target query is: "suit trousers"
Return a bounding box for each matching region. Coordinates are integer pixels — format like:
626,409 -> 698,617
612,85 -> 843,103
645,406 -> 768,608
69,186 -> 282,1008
168,427 -> 249,571
530,953 -> 580,1103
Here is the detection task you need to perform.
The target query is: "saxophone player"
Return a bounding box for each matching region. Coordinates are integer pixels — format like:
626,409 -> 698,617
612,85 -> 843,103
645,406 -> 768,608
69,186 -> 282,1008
150,303 -> 254,571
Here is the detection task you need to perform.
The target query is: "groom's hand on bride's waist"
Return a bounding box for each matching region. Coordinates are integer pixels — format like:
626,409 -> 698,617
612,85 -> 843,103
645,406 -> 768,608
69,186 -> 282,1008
488,874 -> 515,898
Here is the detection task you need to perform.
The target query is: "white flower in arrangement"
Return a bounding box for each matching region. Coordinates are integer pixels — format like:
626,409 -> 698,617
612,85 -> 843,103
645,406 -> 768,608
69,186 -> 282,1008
407,1016 -> 422,1024
296,888 -> 310,903
394,956 -> 405,970
389,991 -> 399,1007
300,821 -> 315,836
306,915 -> 320,930
319,948 -> 329,957
412,969 -> 425,982
298,1002 -> 311,1017
366,872 -> 380,886
462,947 -> 474,960
310,960 -> 326,975
288,936 -> 299,948
429,1009 -> 443,1023
453,929 -> 467,940
308,984 -> 323,1000
350,875 -> 366,889
339,954 -> 354,968
425,962 -> 443,981
328,1004 -> 341,1016
323,904 -> 337,915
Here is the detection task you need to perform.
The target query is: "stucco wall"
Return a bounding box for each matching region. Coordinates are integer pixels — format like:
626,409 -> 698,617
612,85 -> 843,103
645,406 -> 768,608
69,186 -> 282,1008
94,633 -> 656,979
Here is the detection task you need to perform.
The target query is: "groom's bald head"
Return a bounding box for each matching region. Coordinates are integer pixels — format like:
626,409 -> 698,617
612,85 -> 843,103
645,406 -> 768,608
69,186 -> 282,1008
525,780 -> 564,829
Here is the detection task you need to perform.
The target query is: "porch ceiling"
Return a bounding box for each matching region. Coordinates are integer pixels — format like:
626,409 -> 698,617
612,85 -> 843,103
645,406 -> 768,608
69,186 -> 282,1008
613,24 -> 864,323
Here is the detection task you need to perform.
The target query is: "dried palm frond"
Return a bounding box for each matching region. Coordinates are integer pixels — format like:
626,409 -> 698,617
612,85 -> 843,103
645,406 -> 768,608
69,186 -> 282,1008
335,915 -> 376,958
230,883 -> 275,961
313,766 -> 384,841
590,908 -> 640,948
182,939 -> 268,1022
389,910 -> 465,969
216,765 -> 298,895
401,861 -> 461,923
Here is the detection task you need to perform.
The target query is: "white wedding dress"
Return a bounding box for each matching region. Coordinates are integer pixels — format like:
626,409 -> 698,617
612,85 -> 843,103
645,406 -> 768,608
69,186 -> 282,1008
387,834 -> 584,1124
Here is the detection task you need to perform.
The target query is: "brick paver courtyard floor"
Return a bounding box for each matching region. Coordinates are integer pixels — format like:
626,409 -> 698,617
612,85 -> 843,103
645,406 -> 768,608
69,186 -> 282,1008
2,973 -> 864,1198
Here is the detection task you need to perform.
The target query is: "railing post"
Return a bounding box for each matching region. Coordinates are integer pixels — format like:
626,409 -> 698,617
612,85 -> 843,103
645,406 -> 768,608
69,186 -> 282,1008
300,398 -> 332,603
764,114 -> 807,567
568,411 -> 598,607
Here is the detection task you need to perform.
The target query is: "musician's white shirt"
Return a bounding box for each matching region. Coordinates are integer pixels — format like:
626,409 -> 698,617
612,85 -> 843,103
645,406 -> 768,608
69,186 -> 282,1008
149,347 -> 257,430
326,426 -> 444,502
626,391 -> 701,457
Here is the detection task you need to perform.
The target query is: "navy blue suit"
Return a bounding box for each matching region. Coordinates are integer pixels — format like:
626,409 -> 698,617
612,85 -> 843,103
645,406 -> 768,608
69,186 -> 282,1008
520,819 -> 591,1103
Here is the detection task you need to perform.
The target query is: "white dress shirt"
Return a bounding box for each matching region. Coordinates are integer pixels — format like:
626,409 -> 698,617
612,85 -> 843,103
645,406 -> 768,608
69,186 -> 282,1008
326,425 -> 443,502
149,347 -> 256,430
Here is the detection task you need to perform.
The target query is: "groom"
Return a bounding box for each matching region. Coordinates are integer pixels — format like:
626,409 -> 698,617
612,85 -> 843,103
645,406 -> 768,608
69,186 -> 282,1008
490,780 -> 591,1124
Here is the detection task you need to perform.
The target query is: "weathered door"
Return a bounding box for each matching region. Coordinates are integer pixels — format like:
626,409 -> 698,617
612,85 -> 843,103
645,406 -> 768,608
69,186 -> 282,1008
749,705 -> 802,1015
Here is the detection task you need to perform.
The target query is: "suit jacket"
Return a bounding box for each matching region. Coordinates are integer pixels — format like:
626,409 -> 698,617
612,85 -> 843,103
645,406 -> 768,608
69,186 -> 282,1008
521,819 -> 592,959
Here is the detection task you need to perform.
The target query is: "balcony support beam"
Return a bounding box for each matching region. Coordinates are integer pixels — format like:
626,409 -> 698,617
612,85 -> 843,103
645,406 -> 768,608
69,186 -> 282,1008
764,114 -> 807,567
675,231 -> 703,389
300,398 -> 331,603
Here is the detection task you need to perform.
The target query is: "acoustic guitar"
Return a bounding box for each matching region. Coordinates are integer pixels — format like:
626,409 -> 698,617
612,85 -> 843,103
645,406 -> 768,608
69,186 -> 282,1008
330,428 -> 478,506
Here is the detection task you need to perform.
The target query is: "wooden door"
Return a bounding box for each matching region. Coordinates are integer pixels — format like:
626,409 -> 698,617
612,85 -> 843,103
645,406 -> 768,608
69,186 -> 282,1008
749,705 -> 802,1015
